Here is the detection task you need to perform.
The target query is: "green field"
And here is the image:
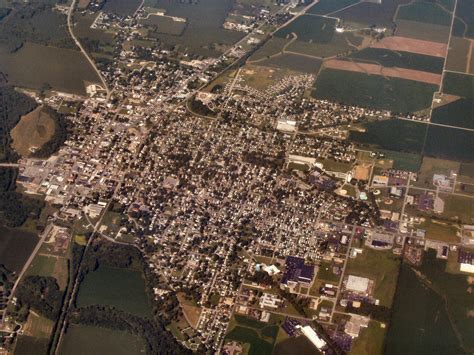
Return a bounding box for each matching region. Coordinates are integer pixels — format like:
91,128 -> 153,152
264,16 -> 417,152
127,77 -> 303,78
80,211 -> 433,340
59,324 -> 146,355
0,226 -> 38,272
286,31 -> 362,58
442,72 -> 474,98
395,19 -> 451,43
0,42 -> 100,95
103,0 -> 142,16
348,48 -> 444,74
140,15 -> 186,36
431,98 -> 474,129
275,15 -> 336,44
346,248 -> 401,307
396,0 -> 453,26
445,36 -> 471,72
225,314 -> 280,355
258,54 -> 322,74
77,266 -> 152,317
144,0 -> 243,57
14,335 -> 50,355
350,119 -> 428,154
307,0 -> 360,15
385,251 -> 474,354
423,125 -> 474,162
27,254 -> 56,276
350,320 -> 386,355
335,0 -> 412,27
273,335 -> 319,355
451,0 -> 474,38
379,150 -> 422,172
312,69 -> 438,113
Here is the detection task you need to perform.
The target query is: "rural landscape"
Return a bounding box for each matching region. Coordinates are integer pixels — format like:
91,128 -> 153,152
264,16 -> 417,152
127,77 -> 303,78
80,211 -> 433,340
0,0 -> 473,354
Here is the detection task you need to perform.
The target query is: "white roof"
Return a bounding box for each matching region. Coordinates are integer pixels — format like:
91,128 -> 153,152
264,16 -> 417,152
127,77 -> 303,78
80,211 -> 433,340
460,263 -> 474,274
299,325 -> 326,350
346,275 -> 370,293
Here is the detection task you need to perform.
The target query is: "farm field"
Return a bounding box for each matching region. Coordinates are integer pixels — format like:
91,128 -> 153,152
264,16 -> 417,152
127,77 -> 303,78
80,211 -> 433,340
77,265 -> 152,317
345,248 -> 401,307
307,0 -> 360,15
370,36 -> 447,58
312,69 -> 438,113
257,53 -> 322,74
350,119 -> 427,154
385,251 -> 474,354
347,48 -> 444,73
0,226 -> 38,272
248,37 -> 290,62
59,324 -> 147,355
14,336 -> 50,355
395,19 -> 451,43
0,42 -> 100,95
140,15 -> 186,36
444,36 -> 471,73
10,106 -> 56,157
102,0 -> 142,16
451,0 -> 474,38
442,71 -> 474,98
144,0 -> 244,57
275,15 -> 337,44
334,0 -> 411,27
430,98 -> 474,129
396,0 -> 453,27
423,125 -> 474,162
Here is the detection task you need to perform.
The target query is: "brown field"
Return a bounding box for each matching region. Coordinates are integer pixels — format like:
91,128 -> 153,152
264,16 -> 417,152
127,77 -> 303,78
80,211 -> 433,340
372,36 -> 448,57
11,106 -> 55,157
181,304 -> 202,329
78,0 -> 91,9
324,59 -> 442,85
445,36 -> 471,73
23,312 -> 54,339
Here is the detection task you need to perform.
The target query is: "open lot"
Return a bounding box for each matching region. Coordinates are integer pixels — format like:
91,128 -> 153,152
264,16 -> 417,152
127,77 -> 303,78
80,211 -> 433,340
0,42 -> 100,95
59,324 -> 146,355
431,98 -> 474,129
313,69 -> 438,113
77,265 -> 152,317
345,248 -> 401,307
11,106 -> 56,157
348,47 -> 444,73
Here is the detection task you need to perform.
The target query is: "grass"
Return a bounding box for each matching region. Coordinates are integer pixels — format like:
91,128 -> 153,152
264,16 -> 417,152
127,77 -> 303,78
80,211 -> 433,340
273,335 -> 320,355
419,218 -> 460,243
22,311 -> 54,339
439,194 -> 474,224
77,265 -> 152,317
451,0 -> 474,38
14,336 -> 50,355
395,19 -> 451,43
103,0 -> 142,16
0,42 -> 100,95
379,150 -> 422,172
445,36 -> 470,73
414,157 -> 460,188
11,106 -> 56,157
226,326 -> 274,355
257,54 -> 322,74
313,69 -> 438,113
317,261 -> 341,283
59,324 -> 146,355
348,48 -> 444,74
27,255 -> 57,277
275,15 -> 337,44
396,0 -> 452,27
349,119 -> 428,154
350,320 -> 386,355
249,37 -> 290,62
345,248 -> 401,307
140,15 -> 186,36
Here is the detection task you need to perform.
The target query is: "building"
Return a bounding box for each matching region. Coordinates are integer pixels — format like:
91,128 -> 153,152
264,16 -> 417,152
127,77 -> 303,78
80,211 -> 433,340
296,325 -> 327,351
259,293 -> 281,309
345,275 -> 372,295
345,315 -> 370,338
280,256 -> 315,293
458,249 -> 474,274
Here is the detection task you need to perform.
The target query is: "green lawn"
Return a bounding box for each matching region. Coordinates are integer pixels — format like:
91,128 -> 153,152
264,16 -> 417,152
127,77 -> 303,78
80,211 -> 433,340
77,266 -> 152,317
350,320 -> 386,355
346,248 -> 401,307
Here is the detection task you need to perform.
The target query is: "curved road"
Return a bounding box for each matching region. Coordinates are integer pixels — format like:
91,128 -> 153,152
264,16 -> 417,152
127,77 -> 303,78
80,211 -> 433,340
67,0 -> 111,99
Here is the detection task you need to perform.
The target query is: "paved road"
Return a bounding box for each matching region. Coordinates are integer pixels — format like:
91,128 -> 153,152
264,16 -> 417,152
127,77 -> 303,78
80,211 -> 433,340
67,0 -> 111,99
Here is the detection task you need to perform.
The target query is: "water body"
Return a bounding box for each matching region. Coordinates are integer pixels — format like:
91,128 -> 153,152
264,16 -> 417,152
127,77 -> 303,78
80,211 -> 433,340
385,251 -> 472,355
0,226 -> 38,272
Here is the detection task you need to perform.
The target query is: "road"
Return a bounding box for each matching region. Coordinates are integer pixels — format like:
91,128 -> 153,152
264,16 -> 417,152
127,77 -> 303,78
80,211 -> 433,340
67,0 -> 111,99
